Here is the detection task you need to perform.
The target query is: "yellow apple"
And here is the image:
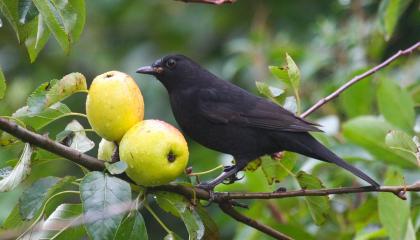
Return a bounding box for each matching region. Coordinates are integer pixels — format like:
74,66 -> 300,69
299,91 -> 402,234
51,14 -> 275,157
119,120 -> 189,186
97,138 -> 116,162
86,71 -> 144,142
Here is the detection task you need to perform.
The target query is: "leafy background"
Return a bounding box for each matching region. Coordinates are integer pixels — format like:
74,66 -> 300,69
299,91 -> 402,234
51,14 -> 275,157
0,0 -> 419,239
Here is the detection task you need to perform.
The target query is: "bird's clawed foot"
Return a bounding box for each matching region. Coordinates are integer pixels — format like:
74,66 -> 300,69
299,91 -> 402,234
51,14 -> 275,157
222,172 -> 243,185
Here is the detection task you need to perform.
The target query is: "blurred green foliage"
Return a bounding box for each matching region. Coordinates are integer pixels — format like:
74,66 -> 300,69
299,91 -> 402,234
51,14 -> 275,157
0,0 -> 419,239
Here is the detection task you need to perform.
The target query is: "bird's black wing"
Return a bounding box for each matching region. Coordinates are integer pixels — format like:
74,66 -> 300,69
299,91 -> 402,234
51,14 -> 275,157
198,88 -> 321,132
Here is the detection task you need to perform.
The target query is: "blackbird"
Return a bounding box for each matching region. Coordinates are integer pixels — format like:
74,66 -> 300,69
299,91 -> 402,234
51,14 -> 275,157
136,54 -> 380,190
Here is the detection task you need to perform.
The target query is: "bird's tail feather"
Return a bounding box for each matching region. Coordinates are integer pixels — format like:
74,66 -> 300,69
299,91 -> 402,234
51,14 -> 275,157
278,133 -> 380,188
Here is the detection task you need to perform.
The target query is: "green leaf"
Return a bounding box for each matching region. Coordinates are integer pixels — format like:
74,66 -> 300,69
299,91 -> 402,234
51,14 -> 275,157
378,167 -> 409,240
385,130 -> 417,164
297,171 -> 330,225
24,13 -> 51,62
340,70 -> 374,118
18,0 -> 39,24
38,203 -> 86,240
2,203 -> 25,229
244,158 -> 261,172
378,0 -> 412,40
12,102 -> 71,130
342,116 -> 416,167
0,0 -> 21,41
0,0 -> 50,62
155,191 -> 205,240
255,81 -> 285,105
80,171 -> 131,240
114,211 -> 148,240
105,161 -> 128,175
3,188 -> 77,231
32,0 -> 86,53
261,152 -> 296,185
269,53 -> 301,111
269,66 -> 288,83
59,120 -> 94,153
195,205 -> 220,240
19,176 -> 60,219
0,143 -> 33,192
377,79 -> 415,132
284,53 -> 301,92
19,176 -> 75,220
27,72 -> 87,115
0,65 -> 6,100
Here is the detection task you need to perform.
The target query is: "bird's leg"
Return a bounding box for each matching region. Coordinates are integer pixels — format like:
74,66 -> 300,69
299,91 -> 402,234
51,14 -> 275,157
197,161 -> 247,190
223,165 -> 235,172
197,167 -> 239,190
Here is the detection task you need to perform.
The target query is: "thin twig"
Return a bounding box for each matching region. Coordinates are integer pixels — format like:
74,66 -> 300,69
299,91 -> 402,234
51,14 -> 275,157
219,201 -> 292,240
151,183 -> 419,202
176,0 -> 236,4
301,41 -> 420,118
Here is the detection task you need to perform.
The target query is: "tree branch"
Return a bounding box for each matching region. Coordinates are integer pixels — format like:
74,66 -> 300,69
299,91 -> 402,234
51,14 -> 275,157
176,0 -> 236,5
301,41 -> 420,118
151,182 -> 419,202
219,201 -> 292,240
0,118 -> 104,171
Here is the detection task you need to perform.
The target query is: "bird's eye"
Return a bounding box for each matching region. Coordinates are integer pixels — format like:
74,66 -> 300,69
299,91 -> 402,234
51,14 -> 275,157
165,58 -> 177,69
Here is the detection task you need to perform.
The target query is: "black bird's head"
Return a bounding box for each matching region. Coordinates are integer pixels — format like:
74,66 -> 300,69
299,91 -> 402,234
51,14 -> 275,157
136,54 -> 204,90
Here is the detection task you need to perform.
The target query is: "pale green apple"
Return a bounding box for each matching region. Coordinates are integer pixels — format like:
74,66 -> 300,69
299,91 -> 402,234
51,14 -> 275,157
86,71 -> 144,142
119,120 -> 189,186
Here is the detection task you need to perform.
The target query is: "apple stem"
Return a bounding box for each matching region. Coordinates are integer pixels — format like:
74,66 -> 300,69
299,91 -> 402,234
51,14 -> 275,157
187,164 -> 224,176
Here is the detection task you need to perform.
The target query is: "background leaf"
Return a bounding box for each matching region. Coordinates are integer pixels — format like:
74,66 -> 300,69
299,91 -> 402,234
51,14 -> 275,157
0,66 -> 6,100
297,171 -> 330,225
80,171 -> 131,240
339,71 -> 374,118
378,0 -> 412,40
342,116 -> 416,167
18,0 -> 39,24
0,0 -> 50,62
377,79 -> 415,133
385,130 -> 417,164
32,0 -> 85,53
378,167 -> 410,240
